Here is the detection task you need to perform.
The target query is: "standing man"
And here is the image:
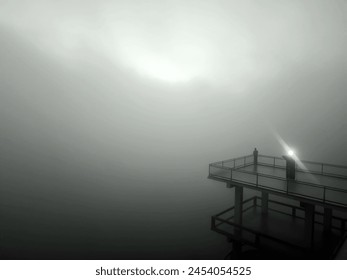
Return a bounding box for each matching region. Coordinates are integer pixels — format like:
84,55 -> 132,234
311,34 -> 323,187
253,148 -> 258,165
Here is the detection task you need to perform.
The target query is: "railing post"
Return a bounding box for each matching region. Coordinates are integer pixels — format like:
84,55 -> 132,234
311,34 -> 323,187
323,187 -> 326,203
321,164 -> 324,175
256,174 -> 259,186
230,169 -> 233,181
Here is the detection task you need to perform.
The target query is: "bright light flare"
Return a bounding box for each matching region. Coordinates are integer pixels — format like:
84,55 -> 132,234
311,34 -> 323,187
274,133 -> 320,182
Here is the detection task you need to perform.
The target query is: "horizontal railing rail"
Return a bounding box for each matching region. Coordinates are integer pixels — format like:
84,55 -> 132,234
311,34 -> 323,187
212,154 -> 347,170
300,159 -> 347,169
262,155 -> 347,178
210,155 -> 253,168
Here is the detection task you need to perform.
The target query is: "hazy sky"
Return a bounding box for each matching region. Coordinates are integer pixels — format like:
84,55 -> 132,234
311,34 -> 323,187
1,1 -> 345,86
1,0 -> 345,162
0,0 -> 346,258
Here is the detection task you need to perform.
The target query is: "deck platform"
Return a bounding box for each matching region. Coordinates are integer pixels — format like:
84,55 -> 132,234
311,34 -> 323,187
209,154 -> 347,209
208,153 -> 347,259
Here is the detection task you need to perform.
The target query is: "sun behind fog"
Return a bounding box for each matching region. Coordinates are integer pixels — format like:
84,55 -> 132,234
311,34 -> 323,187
117,42 -> 207,83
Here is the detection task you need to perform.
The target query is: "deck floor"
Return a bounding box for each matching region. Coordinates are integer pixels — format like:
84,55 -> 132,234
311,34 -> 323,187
210,163 -> 347,207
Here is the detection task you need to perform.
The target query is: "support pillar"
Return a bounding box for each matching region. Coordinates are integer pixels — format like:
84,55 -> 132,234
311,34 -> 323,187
323,208 -> 333,234
234,186 -> 244,255
301,202 -> 315,249
261,192 -> 269,215
234,186 -> 243,225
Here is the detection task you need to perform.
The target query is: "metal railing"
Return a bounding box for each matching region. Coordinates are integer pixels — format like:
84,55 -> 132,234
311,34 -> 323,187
257,155 -> 347,178
211,154 -> 347,178
297,159 -> 347,178
209,155 -> 347,208
210,154 -> 254,169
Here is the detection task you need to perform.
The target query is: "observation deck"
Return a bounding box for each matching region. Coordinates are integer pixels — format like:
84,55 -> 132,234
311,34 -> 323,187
208,151 -> 347,259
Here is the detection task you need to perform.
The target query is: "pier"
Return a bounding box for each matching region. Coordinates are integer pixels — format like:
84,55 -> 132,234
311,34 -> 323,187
208,149 -> 347,258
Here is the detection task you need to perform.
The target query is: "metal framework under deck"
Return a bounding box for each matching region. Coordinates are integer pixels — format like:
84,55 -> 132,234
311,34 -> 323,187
208,153 -> 347,259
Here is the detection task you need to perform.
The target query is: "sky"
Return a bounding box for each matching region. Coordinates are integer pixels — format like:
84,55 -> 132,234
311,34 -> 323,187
0,0 -> 346,259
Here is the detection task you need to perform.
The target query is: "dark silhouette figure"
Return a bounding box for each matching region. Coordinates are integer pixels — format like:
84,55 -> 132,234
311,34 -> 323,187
253,148 -> 258,165
283,155 -> 296,180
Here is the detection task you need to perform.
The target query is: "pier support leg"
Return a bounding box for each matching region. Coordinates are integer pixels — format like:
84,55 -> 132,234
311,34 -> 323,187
323,208 -> 332,235
261,192 -> 269,215
301,202 -> 315,249
234,186 -> 243,225
234,186 -> 244,255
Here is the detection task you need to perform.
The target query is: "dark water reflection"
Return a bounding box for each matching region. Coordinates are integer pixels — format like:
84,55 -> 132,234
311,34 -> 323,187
1,151 -> 238,259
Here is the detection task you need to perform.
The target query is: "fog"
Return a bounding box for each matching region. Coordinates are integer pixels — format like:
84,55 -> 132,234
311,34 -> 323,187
0,0 -> 346,259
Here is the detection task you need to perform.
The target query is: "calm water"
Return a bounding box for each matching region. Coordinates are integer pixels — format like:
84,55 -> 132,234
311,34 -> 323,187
0,151 -> 245,259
